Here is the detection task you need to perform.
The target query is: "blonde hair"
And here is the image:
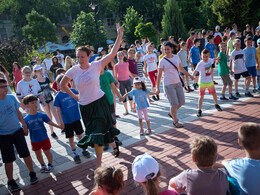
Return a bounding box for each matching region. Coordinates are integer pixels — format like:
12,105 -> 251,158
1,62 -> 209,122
21,66 -> 32,74
143,170 -> 161,195
64,56 -> 76,71
146,43 -> 152,54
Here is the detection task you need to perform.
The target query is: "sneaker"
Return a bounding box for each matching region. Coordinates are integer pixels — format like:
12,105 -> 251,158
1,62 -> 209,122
245,92 -> 254,97
220,96 -> 229,100
46,164 -> 54,172
188,86 -> 194,92
140,129 -> 144,136
73,155 -> 81,164
253,88 -> 258,93
114,137 -> 122,146
29,172 -> 38,184
197,110 -> 202,117
215,104 -> 222,111
213,81 -> 218,85
184,87 -> 189,93
103,143 -> 109,151
229,95 -> 239,100
115,115 -> 120,118
40,165 -> 47,173
235,92 -> 241,97
152,96 -> 158,101
145,129 -> 152,135
156,95 -> 160,100
61,129 -> 65,133
82,150 -> 91,158
7,179 -> 21,193
51,132 -> 58,139
193,83 -> 197,90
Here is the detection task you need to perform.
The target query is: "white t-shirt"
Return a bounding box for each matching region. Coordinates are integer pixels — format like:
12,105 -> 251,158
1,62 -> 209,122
135,46 -> 145,62
195,58 -> 214,83
65,61 -> 104,106
229,49 -> 248,74
144,53 -> 158,72
56,54 -> 65,68
43,58 -> 52,70
16,79 -> 43,98
158,55 -> 181,86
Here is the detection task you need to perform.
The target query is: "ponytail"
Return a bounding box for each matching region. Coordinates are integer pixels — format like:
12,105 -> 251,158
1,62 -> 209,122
141,82 -> 147,91
145,173 -> 159,195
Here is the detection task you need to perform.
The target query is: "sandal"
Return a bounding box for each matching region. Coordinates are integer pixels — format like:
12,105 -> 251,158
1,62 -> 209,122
168,113 -> 172,118
113,140 -> 120,158
173,121 -> 183,128
123,112 -> 129,116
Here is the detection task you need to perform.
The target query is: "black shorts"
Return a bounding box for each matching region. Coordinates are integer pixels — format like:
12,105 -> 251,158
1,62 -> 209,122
192,64 -> 200,76
211,62 -> 215,68
110,104 -> 116,125
0,128 -> 30,163
64,120 -> 84,138
234,71 -> 250,80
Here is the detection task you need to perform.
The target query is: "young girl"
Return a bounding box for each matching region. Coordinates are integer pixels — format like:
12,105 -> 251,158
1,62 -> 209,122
64,56 -> 76,71
144,43 -> 159,101
122,77 -> 156,135
90,167 -> 124,195
34,65 -> 59,139
132,153 -> 179,195
50,56 -> 63,81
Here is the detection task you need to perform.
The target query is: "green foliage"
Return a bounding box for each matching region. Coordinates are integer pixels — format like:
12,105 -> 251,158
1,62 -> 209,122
70,11 -> 107,48
161,0 -> 186,39
122,7 -> 143,44
134,22 -> 157,41
22,10 -> 58,48
199,0 -> 218,29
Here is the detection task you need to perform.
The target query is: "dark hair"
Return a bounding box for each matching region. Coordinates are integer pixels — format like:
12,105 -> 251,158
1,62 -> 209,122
190,32 -> 196,36
237,29 -> 242,33
56,68 -> 66,76
23,95 -> 38,105
239,123 -> 260,151
13,62 -> 22,71
207,35 -> 214,41
56,74 -> 64,84
232,23 -> 237,28
76,46 -> 91,56
222,36 -> 228,42
52,56 -> 59,66
135,40 -> 140,44
160,38 -> 166,42
202,29 -> 206,35
168,35 -> 174,39
56,49 -> 61,53
180,42 -> 186,47
194,38 -> 200,44
144,170 -> 161,195
178,38 -> 183,42
202,49 -> 210,55
230,32 -> 236,37
0,65 -> 8,75
0,78 -> 7,84
163,41 -> 178,54
107,62 -> 113,71
93,167 -> 124,194
245,36 -> 252,41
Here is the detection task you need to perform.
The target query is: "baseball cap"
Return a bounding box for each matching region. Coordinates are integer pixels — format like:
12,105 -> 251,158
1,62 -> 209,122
133,77 -> 144,84
132,153 -> 159,183
216,25 -> 220,29
257,38 -> 260,44
33,65 -> 42,71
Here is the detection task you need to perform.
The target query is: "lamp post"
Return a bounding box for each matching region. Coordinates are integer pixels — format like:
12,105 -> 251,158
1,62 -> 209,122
89,1 -> 101,47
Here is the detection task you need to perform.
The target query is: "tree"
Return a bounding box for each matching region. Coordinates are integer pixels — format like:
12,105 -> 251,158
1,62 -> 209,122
161,0 -> 186,39
70,11 -> 107,49
122,7 -> 143,44
135,22 -> 157,41
22,10 -> 58,51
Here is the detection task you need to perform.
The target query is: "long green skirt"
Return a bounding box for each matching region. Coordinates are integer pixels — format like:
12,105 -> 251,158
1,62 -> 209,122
77,95 -> 120,149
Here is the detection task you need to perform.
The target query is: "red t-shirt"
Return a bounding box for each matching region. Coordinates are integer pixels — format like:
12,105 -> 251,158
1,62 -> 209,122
52,81 -> 71,91
186,38 -> 194,51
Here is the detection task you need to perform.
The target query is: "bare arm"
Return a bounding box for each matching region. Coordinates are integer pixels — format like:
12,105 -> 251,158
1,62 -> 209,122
192,70 -> 199,77
55,107 -> 64,129
122,92 -> 130,101
255,53 -> 259,68
17,109 -> 28,136
47,120 -> 63,129
110,83 -> 121,98
144,60 -> 148,75
61,76 -> 79,101
156,68 -> 163,95
101,23 -> 123,69
188,53 -> 193,68
178,63 -> 194,80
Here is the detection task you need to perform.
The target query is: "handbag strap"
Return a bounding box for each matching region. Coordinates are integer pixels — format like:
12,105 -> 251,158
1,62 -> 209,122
163,57 -> 179,71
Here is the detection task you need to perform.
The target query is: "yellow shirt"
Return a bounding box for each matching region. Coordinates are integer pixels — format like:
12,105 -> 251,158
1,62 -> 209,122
256,47 -> 260,70
159,54 -> 165,62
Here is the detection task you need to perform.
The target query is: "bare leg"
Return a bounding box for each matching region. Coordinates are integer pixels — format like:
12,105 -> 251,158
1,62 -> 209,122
212,93 -> 218,104
34,150 -> 44,165
170,107 -> 178,123
139,119 -> 143,129
5,162 -> 13,181
49,102 -> 60,125
23,156 -> 34,172
94,144 -> 103,168
123,102 -> 128,114
42,104 -> 54,134
245,77 -> 251,90
234,79 -> 239,92
185,75 -> 190,86
69,137 -> 76,150
221,85 -> 227,95
129,100 -> 133,110
228,84 -> 233,94
198,95 -> 204,110
43,150 -> 53,164
146,120 -> 151,129
252,76 -> 256,88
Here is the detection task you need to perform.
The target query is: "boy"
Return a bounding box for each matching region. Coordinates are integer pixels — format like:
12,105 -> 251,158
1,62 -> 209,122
189,38 -> 201,90
230,39 -> 253,97
178,42 -> 193,92
218,42 -> 238,100
193,49 -> 222,117
0,79 -> 38,192
256,39 -> 260,90
227,32 -> 236,58
169,136 -> 228,195
244,36 -> 259,93
53,75 -> 91,164
223,123 -> 260,194
214,25 -> 222,52
52,68 -> 71,91
23,95 -> 62,172
205,35 -> 218,84
186,32 -> 196,51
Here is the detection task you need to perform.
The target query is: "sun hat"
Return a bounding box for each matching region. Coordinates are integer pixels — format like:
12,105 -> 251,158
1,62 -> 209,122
33,65 -> 42,71
132,153 -> 159,183
133,77 -> 144,84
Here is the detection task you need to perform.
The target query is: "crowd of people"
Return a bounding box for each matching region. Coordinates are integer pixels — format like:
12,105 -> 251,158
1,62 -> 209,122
0,21 -> 260,194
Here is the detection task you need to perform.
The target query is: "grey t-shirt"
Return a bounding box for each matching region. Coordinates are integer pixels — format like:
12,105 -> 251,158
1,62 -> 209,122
174,168 -> 228,195
177,50 -> 189,68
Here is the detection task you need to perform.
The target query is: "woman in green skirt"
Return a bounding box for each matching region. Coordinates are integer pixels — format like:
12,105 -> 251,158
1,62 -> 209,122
61,23 -> 123,168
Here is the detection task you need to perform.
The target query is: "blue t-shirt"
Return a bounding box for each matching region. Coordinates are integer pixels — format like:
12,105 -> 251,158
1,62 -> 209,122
205,43 -> 215,58
24,112 -> 50,142
53,88 -> 81,124
189,46 -> 200,64
225,158 -> 260,195
89,54 -> 99,63
129,88 -> 150,110
244,47 -> 257,67
0,95 -> 21,135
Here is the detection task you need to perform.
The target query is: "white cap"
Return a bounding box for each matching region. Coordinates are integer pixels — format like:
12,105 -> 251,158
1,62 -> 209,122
216,25 -> 220,29
133,77 -> 144,84
132,153 -> 159,183
33,65 -> 42,71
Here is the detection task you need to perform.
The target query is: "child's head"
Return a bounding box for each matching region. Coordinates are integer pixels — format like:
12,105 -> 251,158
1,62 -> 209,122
219,42 -> 227,52
224,27 -> 230,33
180,42 -> 187,50
222,36 -> 228,43
178,38 -> 183,43
56,74 -> 64,90
215,25 -> 220,32
233,39 -> 241,49
230,32 -> 236,40
135,52 -> 142,61
194,38 -> 200,47
22,66 -> 32,80
93,166 -> 124,194
244,36 -> 252,47
56,68 -> 66,76
0,79 -> 8,96
132,153 -> 161,195
238,123 -> 260,151
207,35 -> 214,43
135,40 -> 140,46
236,29 -> 242,36
117,51 -> 127,62
146,43 -> 153,54
232,23 -> 237,30
201,49 -> 210,62
127,48 -> 135,59
33,65 -> 43,78
190,136 -> 217,167
160,38 -> 166,45
133,77 -> 146,91
190,32 -> 196,39
23,95 -> 38,111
